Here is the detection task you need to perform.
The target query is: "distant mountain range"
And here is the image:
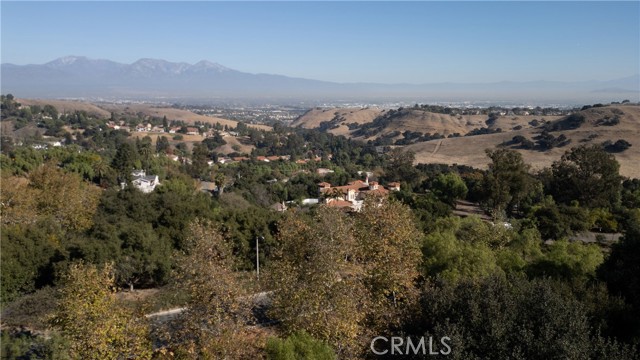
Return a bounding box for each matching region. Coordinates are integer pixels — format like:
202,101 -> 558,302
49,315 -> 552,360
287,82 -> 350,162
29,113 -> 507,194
1,56 -> 638,104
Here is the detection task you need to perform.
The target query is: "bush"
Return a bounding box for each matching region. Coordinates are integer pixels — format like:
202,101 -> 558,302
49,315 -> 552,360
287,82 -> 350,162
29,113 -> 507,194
604,139 -> 632,153
266,331 -> 336,360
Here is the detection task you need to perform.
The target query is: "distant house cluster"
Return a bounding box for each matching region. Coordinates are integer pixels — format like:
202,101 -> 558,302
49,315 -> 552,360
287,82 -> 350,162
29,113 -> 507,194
318,178 -> 400,211
106,121 -> 131,132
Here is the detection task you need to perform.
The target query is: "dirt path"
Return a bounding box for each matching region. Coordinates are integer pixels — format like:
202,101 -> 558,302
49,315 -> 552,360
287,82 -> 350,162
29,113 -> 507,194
431,139 -> 443,155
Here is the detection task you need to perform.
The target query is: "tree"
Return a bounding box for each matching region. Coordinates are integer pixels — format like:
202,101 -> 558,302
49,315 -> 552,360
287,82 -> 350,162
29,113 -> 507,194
430,172 -> 468,205
268,208 -> 368,358
423,216 -> 504,282
353,198 -> 423,331
383,148 -> 420,188
51,262 -> 152,360
599,222 -> 640,343
156,136 -> 170,154
111,142 -> 138,180
408,276 -> 638,360
550,145 -> 622,209
137,136 -> 153,170
189,143 -> 210,179
482,149 -> 537,215
1,164 -> 101,233
170,219 -> 263,358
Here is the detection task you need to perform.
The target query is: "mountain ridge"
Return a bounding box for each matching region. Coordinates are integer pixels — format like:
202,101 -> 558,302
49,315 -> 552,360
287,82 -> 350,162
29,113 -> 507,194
1,56 -> 638,103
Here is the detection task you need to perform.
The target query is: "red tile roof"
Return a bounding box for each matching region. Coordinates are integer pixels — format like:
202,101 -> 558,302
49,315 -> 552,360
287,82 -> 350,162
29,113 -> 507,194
325,200 -> 353,208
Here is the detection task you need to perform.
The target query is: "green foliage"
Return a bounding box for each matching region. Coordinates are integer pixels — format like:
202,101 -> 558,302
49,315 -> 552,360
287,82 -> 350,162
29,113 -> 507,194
549,144 -> 623,209
266,331 -> 336,360
527,239 -> 603,280
423,216 -> 603,282
1,330 -> 69,360
0,223 -> 59,303
423,217 -> 504,282
170,219 -> 262,358
430,172 -> 468,205
111,142 -> 139,179
411,276 -> 638,360
599,225 -> 640,343
51,263 -> 152,360
482,149 -> 538,215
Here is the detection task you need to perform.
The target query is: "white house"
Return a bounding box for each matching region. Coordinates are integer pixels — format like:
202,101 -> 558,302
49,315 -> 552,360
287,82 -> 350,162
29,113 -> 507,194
126,170 -> 160,193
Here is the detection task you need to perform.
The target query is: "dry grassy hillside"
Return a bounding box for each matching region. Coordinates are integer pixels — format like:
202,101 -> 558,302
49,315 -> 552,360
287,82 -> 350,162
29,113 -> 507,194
405,105 -> 640,178
291,107 -> 383,136
293,106 -> 561,140
100,104 -> 271,131
17,98 -> 112,118
131,132 -> 254,155
292,107 -> 383,128
14,99 -> 270,131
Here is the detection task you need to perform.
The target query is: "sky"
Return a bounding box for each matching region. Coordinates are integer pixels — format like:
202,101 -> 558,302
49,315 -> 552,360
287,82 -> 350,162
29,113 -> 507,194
1,1 -> 638,84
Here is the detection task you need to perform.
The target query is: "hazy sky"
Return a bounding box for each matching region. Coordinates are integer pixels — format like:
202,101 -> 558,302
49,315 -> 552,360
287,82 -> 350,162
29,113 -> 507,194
2,1 -> 638,84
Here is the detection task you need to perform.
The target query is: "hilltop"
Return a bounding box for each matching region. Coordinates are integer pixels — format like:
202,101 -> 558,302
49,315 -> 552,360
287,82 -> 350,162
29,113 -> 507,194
293,106 -> 562,141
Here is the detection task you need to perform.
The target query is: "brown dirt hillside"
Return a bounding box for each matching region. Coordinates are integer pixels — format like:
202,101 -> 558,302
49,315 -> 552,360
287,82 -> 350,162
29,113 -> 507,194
17,98 -> 111,118
405,105 -> 640,179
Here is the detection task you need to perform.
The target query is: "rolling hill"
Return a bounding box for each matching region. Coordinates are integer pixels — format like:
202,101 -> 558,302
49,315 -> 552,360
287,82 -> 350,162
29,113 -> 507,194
293,107 -> 561,140
404,104 -> 640,178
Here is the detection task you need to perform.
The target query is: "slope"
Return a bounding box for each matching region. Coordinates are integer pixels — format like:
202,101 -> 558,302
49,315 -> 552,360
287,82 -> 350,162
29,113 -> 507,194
404,105 -> 640,178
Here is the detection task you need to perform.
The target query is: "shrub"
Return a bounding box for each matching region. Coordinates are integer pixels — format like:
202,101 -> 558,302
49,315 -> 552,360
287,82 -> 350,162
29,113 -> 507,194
266,331 -> 336,360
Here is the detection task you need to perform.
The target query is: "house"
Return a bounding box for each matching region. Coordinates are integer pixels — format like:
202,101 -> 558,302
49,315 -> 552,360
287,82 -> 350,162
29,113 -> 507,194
270,202 -> 288,212
387,182 -> 401,191
169,127 -> 180,134
125,170 -> 160,193
317,178 -> 398,211
316,168 -> 334,176
186,127 -> 199,135
198,181 -> 218,195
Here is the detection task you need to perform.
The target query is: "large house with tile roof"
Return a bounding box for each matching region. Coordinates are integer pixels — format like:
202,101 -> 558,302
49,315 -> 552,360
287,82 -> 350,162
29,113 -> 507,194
318,177 -> 400,211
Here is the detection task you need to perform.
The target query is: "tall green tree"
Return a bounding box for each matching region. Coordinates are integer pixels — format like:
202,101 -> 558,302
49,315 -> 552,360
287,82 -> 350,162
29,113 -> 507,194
111,142 -> 138,180
482,149 -> 537,216
550,145 -> 623,209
